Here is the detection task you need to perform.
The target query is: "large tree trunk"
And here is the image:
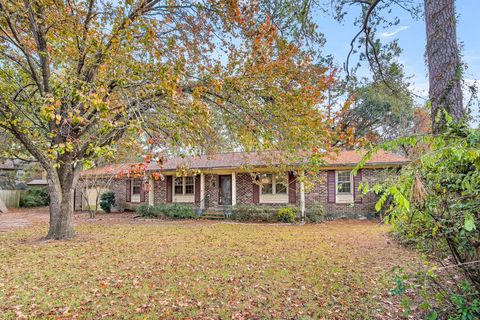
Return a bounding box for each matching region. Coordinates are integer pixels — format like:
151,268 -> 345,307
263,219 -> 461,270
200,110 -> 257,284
45,163 -> 77,240
425,0 -> 464,133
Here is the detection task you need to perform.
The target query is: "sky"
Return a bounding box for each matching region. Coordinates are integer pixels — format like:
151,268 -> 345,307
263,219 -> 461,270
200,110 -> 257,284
313,0 -> 479,121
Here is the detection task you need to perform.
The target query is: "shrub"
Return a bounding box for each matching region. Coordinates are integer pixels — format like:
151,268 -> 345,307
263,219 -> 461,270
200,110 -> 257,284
230,205 -> 277,222
277,207 -> 296,223
137,204 -> 153,217
99,192 -> 115,213
20,187 -> 50,207
306,204 -> 325,223
136,204 -> 196,219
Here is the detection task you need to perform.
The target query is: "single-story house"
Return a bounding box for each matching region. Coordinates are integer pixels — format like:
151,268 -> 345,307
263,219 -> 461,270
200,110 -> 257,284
74,150 -> 408,219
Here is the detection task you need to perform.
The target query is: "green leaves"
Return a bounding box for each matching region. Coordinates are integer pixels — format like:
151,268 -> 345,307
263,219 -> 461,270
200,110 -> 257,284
464,213 -> 476,232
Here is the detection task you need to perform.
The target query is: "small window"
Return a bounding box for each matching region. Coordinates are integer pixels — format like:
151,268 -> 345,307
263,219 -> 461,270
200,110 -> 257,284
260,173 -> 288,195
337,171 -> 352,194
131,180 -> 142,202
275,175 -> 288,194
174,177 -> 183,195
260,174 -> 273,194
174,176 -> 195,195
185,176 -> 194,194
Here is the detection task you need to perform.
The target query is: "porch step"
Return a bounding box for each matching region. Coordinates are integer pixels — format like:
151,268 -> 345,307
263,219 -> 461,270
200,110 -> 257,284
202,211 -> 226,220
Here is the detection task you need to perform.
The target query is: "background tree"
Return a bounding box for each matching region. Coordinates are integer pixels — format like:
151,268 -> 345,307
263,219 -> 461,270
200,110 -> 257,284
0,0 -> 343,239
338,62 -> 416,143
327,0 -> 465,130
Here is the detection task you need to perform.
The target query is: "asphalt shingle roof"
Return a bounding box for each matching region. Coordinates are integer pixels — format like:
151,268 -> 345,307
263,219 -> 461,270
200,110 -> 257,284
82,150 -> 408,176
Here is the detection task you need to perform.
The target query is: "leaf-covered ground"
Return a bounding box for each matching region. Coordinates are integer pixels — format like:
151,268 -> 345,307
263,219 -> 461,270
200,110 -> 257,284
0,214 -> 423,319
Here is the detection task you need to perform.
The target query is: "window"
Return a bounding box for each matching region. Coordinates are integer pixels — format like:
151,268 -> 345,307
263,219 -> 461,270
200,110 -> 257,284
275,175 -> 288,194
174,176 -> 194,195
260,173 -> 288,195
260,174 -> 273,194
174,177 -> 183,194
131,180 -> 142,202
336,171 -> 352,194
185,176 -> 194,194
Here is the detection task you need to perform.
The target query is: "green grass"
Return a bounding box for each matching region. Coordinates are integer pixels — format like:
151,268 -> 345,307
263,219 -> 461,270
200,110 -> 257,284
0,221 -> 422,319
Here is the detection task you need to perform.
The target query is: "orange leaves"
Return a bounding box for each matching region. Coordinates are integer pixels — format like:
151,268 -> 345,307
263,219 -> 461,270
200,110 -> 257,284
152,172 -> 163,181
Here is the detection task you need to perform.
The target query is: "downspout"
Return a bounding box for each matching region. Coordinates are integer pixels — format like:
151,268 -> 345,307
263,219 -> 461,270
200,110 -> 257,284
148,176 -> 154,206
200,172 -> 205,212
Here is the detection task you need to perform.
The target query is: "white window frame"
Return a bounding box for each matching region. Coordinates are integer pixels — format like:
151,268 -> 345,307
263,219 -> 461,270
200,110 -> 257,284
173,176 -> 195,203
335,170 -> 353,204
259,173 -> 288,204
131,180 -> 142,203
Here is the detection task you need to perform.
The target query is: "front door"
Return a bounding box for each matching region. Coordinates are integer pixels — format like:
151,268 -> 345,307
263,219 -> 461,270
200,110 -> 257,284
219,175 -> 232,205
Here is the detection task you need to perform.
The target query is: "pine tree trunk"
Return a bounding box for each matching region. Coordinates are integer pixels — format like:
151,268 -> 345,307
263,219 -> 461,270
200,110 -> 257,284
46,165 -> 76,240
424,0 -> 464,133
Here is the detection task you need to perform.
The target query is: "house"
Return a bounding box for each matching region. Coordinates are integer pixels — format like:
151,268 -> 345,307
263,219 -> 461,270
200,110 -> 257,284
74,150 -> 408,219
0,158 -> 47,190
0,158 -> 22,189
26,170 -> 48,188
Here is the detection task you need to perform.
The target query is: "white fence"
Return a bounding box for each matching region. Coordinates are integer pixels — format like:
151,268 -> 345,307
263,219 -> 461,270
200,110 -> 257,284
0,190 -> 21,208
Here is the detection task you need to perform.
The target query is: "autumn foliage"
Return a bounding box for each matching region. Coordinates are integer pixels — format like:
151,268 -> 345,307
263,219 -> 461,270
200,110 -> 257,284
0,0 -> 346,239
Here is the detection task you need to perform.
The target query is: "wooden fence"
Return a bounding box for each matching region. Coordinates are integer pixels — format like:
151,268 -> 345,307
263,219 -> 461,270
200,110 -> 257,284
0,190 -> 21,208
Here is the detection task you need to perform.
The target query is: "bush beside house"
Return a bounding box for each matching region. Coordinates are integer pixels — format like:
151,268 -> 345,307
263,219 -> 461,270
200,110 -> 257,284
230,205 -> 277,222
276,207 -> 296,223
306,204 -> 325,223
99,192 -> 116,213
137,204 -> 197,219
19,187 -> 50,207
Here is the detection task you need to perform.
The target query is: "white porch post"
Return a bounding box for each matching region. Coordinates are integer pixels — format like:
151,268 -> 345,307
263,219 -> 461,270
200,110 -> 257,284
300,171 -> 305,223
148,176 -> 154,206
200,173 -> 205,210
232,172 -> 237,206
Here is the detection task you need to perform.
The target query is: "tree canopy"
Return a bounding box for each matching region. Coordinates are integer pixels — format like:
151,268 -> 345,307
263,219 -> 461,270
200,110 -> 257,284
0,0 -> 345,239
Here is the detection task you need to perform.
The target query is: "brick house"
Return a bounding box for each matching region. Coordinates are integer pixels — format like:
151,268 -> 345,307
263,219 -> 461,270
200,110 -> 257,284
74,150 -> 408,219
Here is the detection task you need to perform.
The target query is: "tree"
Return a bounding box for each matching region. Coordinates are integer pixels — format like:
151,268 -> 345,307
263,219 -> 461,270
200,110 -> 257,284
336,61 -> 415,143
326,0 -> 465,131
424,0 -> 464,132
0,0 -> 342,239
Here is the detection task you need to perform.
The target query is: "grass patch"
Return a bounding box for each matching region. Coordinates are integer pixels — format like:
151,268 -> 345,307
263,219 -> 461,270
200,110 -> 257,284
0,220 -> 422,319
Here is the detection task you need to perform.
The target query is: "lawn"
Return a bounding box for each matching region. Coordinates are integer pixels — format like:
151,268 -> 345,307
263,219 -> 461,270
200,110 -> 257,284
0,218 -> 422,319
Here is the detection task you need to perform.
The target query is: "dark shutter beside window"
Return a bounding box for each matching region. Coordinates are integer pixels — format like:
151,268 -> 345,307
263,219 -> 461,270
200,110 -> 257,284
166,176 -> 172,203
252,176 -> 259,204
327,171 -> 335,203
140,181 -> 146,202
353,169 -> 363,203
194,175 -> 201,203
288,171 -> 296,204
126,180 -> 131,202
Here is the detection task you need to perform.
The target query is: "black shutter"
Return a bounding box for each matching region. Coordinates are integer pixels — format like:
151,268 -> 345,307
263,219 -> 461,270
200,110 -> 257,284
288,172 -> 296,204
126,180 -> 131,202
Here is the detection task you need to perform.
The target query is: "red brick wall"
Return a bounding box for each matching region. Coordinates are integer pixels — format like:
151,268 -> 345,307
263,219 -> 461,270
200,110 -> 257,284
205,174 -> 219,208
304,169 -> 380,219
75,169 -> 387,219
236,173 -> 254,205
153,178 -> 168,204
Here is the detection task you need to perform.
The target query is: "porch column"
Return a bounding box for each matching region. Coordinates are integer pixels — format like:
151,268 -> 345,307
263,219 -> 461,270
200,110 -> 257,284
300,171 -> 305,223
232,172 -> 237,206
200,173 -> 205,209
148,176 -> 154,206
